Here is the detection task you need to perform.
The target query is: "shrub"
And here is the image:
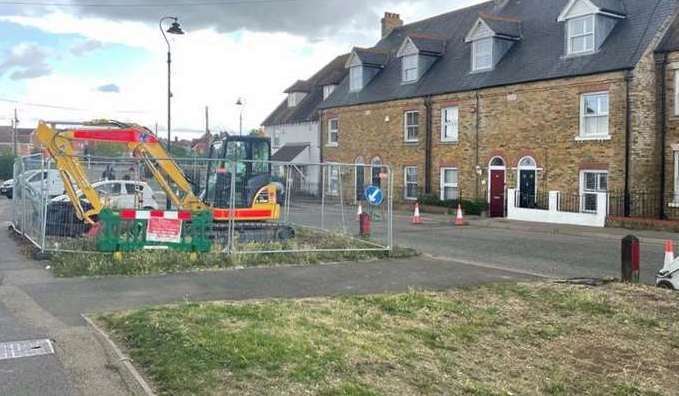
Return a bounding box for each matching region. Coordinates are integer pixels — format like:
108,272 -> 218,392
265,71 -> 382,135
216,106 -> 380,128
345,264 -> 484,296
0,149 -> 16,180
417,193 -> 488,216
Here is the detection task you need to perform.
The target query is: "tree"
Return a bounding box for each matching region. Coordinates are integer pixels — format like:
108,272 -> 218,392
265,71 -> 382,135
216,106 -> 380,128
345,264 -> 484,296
0,148 -> 16,180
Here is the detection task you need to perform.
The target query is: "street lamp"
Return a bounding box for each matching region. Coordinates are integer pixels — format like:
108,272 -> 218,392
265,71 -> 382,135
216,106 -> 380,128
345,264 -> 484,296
236,97 -> 244,136
160,16 -> 184,209
159,16 -> 184,153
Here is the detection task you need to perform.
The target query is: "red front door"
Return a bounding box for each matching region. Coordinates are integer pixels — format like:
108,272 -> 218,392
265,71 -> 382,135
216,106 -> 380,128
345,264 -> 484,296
489,169 -> 505,217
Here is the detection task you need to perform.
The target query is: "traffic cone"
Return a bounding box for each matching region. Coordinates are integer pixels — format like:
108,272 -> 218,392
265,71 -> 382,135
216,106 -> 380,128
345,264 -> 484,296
356,202 -> 363,220
663,240 -> 675,272
455,204 -> 466,226
411,202 -> 423,224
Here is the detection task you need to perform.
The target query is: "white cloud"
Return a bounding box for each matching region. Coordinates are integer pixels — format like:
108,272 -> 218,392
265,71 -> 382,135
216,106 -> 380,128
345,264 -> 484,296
1,1 -> 486,136
0,43 -> 52,80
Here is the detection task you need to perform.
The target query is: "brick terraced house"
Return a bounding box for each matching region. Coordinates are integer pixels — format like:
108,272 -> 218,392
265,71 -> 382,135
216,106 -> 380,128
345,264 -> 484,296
315,0 -> 679,219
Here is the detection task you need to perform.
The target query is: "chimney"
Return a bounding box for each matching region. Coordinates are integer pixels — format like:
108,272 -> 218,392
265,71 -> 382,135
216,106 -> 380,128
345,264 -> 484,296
381,12 -> 403,38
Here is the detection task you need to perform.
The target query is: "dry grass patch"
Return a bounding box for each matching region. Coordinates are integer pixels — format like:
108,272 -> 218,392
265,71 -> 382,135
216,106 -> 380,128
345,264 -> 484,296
99,282 -> 679,395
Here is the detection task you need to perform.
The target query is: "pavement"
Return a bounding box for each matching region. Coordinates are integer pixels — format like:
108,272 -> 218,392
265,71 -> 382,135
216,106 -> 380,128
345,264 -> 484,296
0,196 -> 676,394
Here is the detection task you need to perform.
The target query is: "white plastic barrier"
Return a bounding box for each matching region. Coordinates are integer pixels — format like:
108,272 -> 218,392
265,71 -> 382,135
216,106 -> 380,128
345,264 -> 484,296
507,189 -> 607,228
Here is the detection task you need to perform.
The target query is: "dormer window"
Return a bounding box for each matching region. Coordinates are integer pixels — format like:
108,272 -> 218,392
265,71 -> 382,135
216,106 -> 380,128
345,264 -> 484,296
472,38 -> 493,72
323,84 -> 337,100
465,15 -> 521,73
396,35 -> 444,84
349,66 -> 363,92
345,47 -> 389,92
284,80 -> 310,107
567,15 -> 595,55
558,0 -> 626,57
402,55 -> 418,83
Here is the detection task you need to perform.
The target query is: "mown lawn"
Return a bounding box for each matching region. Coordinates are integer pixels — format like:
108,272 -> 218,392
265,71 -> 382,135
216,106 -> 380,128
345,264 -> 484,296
49,228 -> 416,277
99,282 -> 679,395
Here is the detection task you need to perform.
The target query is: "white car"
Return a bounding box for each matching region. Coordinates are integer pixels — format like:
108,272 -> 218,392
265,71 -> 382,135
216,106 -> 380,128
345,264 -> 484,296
51,180 -> 159,210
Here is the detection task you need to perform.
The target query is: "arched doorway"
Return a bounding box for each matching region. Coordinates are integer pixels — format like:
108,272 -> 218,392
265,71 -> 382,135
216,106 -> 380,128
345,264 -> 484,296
355,156 -> 365,202
488,157 -> 506,217
517,156 -> 537,208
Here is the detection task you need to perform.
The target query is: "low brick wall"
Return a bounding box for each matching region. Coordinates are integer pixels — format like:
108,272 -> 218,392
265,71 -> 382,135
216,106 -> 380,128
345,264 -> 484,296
607,216 -> 679,233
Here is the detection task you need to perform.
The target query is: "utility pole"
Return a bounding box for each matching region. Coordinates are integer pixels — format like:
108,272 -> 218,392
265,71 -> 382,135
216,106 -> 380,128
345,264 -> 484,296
205,106 -> 210,135
11,108 -> 18,156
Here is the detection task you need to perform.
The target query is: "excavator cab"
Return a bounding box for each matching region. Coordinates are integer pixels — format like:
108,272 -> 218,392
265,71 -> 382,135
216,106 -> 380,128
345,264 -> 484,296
204,135 -> 275,209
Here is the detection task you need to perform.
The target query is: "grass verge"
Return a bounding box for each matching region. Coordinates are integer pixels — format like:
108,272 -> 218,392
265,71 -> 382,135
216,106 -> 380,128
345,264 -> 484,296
98,282 -> 679,395
49,228 -> 417,278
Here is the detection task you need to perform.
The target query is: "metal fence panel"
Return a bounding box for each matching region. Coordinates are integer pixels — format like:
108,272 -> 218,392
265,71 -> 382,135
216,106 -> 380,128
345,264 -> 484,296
10,153 -> 393,256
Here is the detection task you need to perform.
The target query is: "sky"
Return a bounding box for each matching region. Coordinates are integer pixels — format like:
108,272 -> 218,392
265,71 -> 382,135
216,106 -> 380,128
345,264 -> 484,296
0,0 -> 483,139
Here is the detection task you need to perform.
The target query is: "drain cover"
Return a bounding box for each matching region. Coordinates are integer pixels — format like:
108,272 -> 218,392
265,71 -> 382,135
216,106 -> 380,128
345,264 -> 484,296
0,339 -> 54,361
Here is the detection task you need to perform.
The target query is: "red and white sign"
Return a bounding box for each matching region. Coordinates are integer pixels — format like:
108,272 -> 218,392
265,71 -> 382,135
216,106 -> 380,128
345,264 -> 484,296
146,217 -> 182,244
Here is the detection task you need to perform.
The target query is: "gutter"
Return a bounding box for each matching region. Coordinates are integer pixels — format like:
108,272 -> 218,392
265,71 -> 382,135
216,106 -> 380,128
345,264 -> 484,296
624,70 -> 632,217
475,90 -> 481,199
659,53 -> 668,220
424,96 -> 433,194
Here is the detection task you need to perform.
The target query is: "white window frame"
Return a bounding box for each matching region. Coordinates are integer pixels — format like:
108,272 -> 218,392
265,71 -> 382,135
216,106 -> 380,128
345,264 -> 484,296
404,111 -> 420,142
327,118 -> 339,147
287,93 -> 297,107
323,85 -> 336,100
579,91 -> 610,139
440,168 -> 459,201
472,38 -> 493,72
404,166 -> 418,200
441,106 -> 459,142
579,170 -> 608,213
567,15 -> 595,55
349,66 -> 363,92
402,54 -> 419,83
272,129 -> 281,148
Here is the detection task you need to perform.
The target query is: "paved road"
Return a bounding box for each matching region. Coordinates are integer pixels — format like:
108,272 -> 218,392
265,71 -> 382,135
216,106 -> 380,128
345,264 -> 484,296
286,201 -> 668,284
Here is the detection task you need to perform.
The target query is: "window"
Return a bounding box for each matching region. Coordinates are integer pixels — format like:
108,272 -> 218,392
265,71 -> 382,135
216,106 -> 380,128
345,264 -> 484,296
323,84 -> 336,100
402,54 -> 418,83
472,38 -> 493,71
404,166 -> 418,200
580,92 -> 609,138
327,166 -> 339,196
404,111 -> 420,142
327,118 -> 339,146
272,130 -> 281,148
567,15 -> 595,55
350,66 -> 363,92
440,168 -> 459,201
581,170 -> 608,213
441,106 -> 459,142
288,93 -> 298,107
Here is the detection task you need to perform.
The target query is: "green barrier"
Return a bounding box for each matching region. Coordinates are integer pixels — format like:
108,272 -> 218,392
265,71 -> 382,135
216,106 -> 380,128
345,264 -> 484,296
96,209 -> 213,253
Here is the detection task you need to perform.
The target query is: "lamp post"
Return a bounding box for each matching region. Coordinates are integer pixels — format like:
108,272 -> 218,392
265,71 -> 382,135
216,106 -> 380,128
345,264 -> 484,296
160,16 -> 184,209
236,97 -> 244,135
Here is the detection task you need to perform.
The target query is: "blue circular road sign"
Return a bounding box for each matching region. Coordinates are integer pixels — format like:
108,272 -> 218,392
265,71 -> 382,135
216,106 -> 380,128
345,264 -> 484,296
364,185 -> 384,206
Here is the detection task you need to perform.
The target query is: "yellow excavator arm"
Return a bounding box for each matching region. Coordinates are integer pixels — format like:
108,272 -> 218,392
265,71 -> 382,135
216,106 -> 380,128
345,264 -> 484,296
34,120 -> 205,223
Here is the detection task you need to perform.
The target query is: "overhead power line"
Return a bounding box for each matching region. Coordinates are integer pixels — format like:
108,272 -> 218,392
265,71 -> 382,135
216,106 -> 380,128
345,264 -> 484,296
0,97 -> 150,114
0,0 -> 302,7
